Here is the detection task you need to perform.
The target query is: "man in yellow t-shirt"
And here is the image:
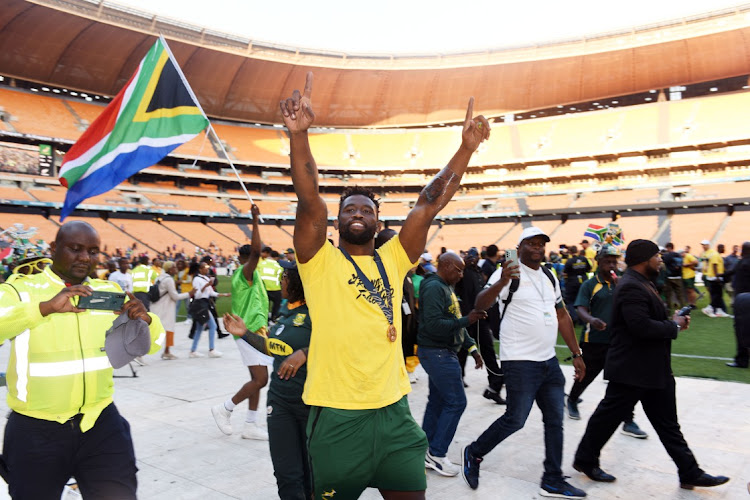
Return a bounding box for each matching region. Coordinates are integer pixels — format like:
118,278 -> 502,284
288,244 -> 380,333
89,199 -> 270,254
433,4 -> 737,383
700,240 -> 728,317
681,249 -> 699,308
581,239 -> 598,272
280,72 -> 491,500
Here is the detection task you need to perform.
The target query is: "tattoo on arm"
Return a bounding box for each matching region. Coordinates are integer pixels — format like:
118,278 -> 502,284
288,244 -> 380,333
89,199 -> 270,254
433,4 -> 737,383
241,330 -> 269,355
304,161 -> 316,178
421,169 -> 459,205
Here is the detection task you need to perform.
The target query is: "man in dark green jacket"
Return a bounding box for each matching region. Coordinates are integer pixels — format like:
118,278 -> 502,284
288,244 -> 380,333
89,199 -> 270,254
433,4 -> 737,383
418,251 -> 485,477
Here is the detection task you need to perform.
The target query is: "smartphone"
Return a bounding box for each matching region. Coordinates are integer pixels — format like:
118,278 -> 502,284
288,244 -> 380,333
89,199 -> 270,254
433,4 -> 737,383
505,248 -> 518,268
77,291 -> 126,311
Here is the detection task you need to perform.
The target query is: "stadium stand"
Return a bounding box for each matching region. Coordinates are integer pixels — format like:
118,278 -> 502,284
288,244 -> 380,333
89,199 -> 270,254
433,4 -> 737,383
669,212 -> 726,254
0,88 -> 81,140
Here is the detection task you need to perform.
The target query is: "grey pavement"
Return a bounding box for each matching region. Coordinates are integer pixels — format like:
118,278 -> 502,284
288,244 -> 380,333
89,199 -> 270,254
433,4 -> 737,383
0,320 -> 747,499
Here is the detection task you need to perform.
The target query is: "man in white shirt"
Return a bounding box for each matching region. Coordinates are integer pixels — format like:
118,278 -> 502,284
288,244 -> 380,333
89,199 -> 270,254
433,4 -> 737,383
108,257 -> 133,293
461,227 -> 587,499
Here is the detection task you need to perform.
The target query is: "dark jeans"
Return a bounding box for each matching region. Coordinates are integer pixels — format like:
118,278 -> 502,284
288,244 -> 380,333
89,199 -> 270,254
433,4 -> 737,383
458,321 -> 504,392
2,403 -> 137,499
574,378 -> 702,482
267,394 -> 311,500
267,290 -> 282,321
707,280 -> 727,312
568,342 -> 635,423
664,278 -> 685,311
418,346 -> 467,457
469,356 -> 565,482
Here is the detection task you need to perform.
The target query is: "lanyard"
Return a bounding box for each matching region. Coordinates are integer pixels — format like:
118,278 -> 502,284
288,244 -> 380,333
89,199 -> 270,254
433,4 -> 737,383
522,266 -> 547,304
339,247 -> 394,327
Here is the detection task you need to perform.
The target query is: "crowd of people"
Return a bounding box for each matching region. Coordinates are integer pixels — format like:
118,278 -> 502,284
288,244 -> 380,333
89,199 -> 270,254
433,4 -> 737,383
0,72 -> 744,499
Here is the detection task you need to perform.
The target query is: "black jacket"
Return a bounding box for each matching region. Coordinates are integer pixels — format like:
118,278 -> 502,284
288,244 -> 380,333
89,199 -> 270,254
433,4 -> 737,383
605,268 -> 679,389
733,257 -> 750,295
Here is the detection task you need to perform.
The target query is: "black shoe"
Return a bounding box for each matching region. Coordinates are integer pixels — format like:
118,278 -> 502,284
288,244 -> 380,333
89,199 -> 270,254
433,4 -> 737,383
680,473 -> 730,490
217,332 -> 230,339
573,462 -> 616,482
463,380 -> 469,388
565,393 -> 583,404
188,330 -> 195,340
461,445 -> 482,490
483,389 -> 506,405
540,477 -> 587,498
726,362 -> 748,368
566,399 -> 581,420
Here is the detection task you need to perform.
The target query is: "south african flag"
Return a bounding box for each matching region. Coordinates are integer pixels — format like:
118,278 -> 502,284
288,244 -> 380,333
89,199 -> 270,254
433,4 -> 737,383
58,36 -> 208,220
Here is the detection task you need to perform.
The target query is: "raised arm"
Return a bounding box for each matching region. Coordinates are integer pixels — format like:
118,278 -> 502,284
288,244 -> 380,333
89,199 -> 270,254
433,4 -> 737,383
243,204 -> 263,282
280,72 -> 328,263
400,98 -> 490,261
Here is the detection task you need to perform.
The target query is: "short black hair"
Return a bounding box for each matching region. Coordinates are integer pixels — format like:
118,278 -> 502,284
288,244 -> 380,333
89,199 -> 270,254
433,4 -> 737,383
339,186 -> 380,214
284,266 -> 305,303
262,246 -> 272,254
238,244 -> 252,257
486,244 -> 498,258
271,250 -> 280,258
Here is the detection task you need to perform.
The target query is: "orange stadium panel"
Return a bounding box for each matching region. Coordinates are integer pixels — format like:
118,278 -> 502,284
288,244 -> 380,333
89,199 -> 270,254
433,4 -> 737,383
172,131 -> 219,159
614,215 -> 659,243
160,220 -> 237,255
207,222 -> 251,248
548,217 -> 611,250
49,215 -> 141,254
0,88 -> 81,140
430,221 -> 518,255
718,210 -> 750,249
0,212 -> 60,245
108,218 -> 194,255
0,185 -> 35,202
669,212 -> 725,254
571,189 -> 660,208
210,124 -> 288,165
526,194 -> 575,212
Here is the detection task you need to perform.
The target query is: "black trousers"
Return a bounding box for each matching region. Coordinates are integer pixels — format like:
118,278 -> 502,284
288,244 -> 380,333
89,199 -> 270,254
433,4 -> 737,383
458,320 -> 503,392
574,379 -> 702,482
267,290 -> 282,321
2,403 -> 137,499
733,293 -> 750,367
707,280 -> 727,312
568,342 -> 635,423
267,395 -> 311,500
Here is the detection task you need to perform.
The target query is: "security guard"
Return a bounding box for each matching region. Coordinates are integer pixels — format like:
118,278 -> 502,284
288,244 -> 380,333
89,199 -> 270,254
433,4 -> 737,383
131,254 -> 156,309
258,246 -> 283,320
0,221 -> 165,499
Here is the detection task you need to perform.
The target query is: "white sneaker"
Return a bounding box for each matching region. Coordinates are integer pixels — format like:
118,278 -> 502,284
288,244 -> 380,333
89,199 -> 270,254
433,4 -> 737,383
241,422 -> 268,440
211,404 -> 233,435
425,451 -> 460,477
409,372 -> 419,384
189,351 -> 204,358
133,356 -> 147,366
208,349 -> 223,358
701,306 -> 716,318
714,309 -> 733,318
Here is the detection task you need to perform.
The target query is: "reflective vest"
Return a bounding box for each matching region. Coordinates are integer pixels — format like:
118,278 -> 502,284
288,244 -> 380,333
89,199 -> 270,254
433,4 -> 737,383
257,258 -> 283,292
131,264 -> 155,293
0,267 -> 165,431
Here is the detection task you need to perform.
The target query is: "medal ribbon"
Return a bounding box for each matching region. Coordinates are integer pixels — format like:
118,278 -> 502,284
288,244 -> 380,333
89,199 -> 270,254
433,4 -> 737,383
339,247 -> 393,326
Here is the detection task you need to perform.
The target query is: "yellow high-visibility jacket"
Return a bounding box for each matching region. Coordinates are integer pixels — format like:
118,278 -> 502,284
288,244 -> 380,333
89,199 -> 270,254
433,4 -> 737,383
0,267 -> 165,431
131,264 -> 155,293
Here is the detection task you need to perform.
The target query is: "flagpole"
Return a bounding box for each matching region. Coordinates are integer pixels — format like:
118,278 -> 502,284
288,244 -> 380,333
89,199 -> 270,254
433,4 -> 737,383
159,35 -> 263,222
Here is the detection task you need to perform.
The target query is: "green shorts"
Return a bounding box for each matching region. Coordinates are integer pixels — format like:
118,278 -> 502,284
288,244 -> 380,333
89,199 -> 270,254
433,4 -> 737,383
683,278 -> 696,290
307,396 -> 427,498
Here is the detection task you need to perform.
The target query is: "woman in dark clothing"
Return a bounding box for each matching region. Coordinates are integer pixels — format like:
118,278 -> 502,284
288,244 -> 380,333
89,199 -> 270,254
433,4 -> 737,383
224,266 -> 312,500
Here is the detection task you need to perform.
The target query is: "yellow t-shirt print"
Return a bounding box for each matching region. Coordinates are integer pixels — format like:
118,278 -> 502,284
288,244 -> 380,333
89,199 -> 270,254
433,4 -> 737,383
298,236 -> 416,409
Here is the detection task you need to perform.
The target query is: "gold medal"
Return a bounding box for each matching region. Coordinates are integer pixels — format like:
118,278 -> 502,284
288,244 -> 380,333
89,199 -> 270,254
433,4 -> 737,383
387,324 -> 397,342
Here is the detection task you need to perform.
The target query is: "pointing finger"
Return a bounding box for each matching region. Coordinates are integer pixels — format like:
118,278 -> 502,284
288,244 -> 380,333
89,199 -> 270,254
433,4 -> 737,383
303,71 -> 313,99
464,97 -> 474,126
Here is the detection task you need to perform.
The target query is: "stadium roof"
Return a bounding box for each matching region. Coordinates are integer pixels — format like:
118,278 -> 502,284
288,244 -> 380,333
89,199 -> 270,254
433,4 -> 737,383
3,0 -> 750,128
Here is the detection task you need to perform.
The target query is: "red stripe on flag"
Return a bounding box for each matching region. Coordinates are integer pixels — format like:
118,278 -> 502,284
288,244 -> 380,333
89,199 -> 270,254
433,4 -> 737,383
61,71 -> 137,167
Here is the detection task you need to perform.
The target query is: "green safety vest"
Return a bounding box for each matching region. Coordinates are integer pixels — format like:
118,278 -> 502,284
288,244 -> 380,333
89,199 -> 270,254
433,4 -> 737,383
0,267 -> 165,431
257,258 -> 283,292
131,264 -> 155,293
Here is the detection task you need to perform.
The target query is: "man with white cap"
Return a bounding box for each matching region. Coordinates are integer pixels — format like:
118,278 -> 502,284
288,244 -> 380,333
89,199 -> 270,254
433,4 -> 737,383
462,226 -> 587,499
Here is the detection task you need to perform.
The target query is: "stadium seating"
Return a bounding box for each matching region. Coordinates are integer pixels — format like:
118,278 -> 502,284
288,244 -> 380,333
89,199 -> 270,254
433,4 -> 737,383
669,212 -> 725,254
0,88 -> 81,140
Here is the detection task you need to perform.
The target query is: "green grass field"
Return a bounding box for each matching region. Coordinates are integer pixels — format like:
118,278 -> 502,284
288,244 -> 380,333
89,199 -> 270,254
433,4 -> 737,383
557,285 -> 750,384
199,277 -> 748,384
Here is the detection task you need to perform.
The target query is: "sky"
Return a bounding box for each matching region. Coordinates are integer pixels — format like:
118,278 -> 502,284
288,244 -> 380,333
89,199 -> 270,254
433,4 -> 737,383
113,0 -> 748,55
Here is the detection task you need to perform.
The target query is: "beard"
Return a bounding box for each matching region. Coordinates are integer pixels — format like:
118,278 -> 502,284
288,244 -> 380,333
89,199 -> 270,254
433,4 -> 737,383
339,223 -> 377,246
645,265 -> 660,280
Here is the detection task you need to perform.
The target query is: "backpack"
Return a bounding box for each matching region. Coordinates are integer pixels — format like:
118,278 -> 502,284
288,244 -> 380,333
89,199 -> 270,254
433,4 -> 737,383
147,278 -> 164,303
499,266 -> 557,325
665,253 -> 683,277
